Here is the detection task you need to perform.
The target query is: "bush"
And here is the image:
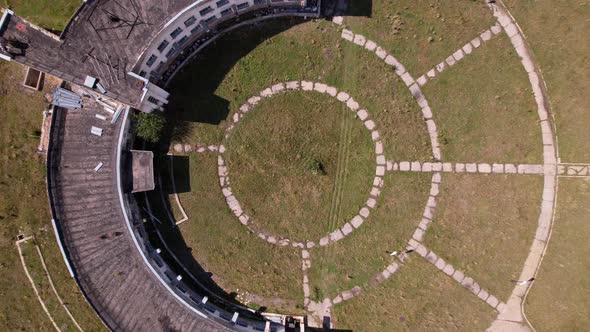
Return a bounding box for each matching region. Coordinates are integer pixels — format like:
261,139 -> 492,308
307,158 -> 326,176
134,111 -> 166,143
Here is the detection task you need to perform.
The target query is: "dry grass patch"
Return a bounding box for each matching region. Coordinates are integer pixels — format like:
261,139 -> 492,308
308,172 -> 431,298
332,258 -> 496,331
423,34 -> 542,163
423,173 -> 542,301
19,240 -> 82,331
345,0 -> 495,75
525,178 -> 590,331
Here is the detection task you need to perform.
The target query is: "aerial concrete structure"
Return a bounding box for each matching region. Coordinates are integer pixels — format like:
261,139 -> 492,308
0,1 -> 321,331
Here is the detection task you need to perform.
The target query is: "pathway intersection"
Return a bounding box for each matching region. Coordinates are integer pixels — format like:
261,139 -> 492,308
171,0 -> 589,330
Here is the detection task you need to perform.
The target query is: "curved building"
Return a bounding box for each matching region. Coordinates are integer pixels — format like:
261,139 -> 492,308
0,1 -> 321,331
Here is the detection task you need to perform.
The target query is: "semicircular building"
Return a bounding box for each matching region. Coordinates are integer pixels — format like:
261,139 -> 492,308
0,1 -> 321,331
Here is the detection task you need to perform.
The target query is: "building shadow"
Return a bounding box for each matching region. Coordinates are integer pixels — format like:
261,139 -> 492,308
162,16 -> 312,145
133,16 -> 305,310
322,0 -> 372,18
159,155 -> 191,194
137,14 -> 368,325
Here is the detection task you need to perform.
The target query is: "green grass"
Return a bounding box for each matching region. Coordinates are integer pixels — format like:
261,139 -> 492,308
167,18 -> 431,161
20,240 -> 79,331
1,0 -> 79,31
502,0 -> 590,163
0,61 -> 104,330
308,172 -> 431,297
226,91 -> 374,241
525,178 -> 590,331
173,153 -> 304,313
423,173 -> 543,301
333,258 -> 496,331
422,33 -> 542,164
345,0 -> 496,75
1,0 -> 586,329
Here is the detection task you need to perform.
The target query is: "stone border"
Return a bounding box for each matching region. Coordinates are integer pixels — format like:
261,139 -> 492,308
173,142 -> 219,153
217,82 -> 385,248
341,28 -> 442,161
485,2 -> 558,331
341,27 -> 448,288
16,236 -> 62,332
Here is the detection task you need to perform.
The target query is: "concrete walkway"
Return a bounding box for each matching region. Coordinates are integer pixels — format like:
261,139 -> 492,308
387,161 -> 546,174
338,6 -> 560,330
184,6 -> 575,328
408,239 -> 507,312
484,1 -> 558,330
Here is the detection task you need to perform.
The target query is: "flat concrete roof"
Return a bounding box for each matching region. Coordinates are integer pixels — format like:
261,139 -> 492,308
130,149 -> 155,193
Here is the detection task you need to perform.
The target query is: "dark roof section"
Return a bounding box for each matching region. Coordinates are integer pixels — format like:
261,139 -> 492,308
1,14 -> 144,105
60,0 -> 195,66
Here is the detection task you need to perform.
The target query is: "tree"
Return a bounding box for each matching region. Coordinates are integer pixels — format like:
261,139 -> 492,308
134,111 -> 166,143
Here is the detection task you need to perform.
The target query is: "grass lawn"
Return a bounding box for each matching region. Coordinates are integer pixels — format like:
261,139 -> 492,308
525,178 -> 590,331
502,0 -> 590,163
225,91 -> 374,242
423,173 -> 543,301
332,257 -> 496,331
308,172 -> 431,298
345,0 -> 496,75
172,153 -> 304,313
1,0 -> 79,31
167,18 -> 431,161
422,33 -> 542,163
20,239 -> 80,331
0,61 -> 104,330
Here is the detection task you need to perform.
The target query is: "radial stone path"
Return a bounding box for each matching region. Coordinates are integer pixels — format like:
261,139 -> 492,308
289,1 -> 562,329
170,1 -> 590,329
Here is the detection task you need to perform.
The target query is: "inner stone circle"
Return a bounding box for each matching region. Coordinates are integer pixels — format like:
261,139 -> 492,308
218,82 -> 387,248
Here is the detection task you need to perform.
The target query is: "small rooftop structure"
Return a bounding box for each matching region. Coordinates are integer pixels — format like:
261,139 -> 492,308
83,76 -> 97,89
23,66 -> 43,90
130,150 -> 155,193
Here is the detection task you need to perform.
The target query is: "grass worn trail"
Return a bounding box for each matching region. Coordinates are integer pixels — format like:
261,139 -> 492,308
327,105 -> 354,238
315,42 -> 364,302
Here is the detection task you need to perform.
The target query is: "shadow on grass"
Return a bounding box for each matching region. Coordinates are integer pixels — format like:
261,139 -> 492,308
322,0 -> 372,17
162,17 -> 312,145
165,155 -> 191,194
136,17 -> 319,317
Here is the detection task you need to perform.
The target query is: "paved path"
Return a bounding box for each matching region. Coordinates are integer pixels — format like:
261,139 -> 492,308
338,8 -> 560,331
416,23 -> 503,87
483,1 -> 558,330
387,161 -> 546,174
174,143 -> 219,153
408,239 -> 507,312
557,163 -> 590,177
16,236 -> 62,332
168,6 -> 588,329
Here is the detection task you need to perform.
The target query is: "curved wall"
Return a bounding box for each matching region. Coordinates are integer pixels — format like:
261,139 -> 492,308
43,1 -> 322,330
134,0 -> 320,83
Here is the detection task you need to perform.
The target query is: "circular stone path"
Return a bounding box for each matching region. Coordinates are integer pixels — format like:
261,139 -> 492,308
218,82 -> 387,248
